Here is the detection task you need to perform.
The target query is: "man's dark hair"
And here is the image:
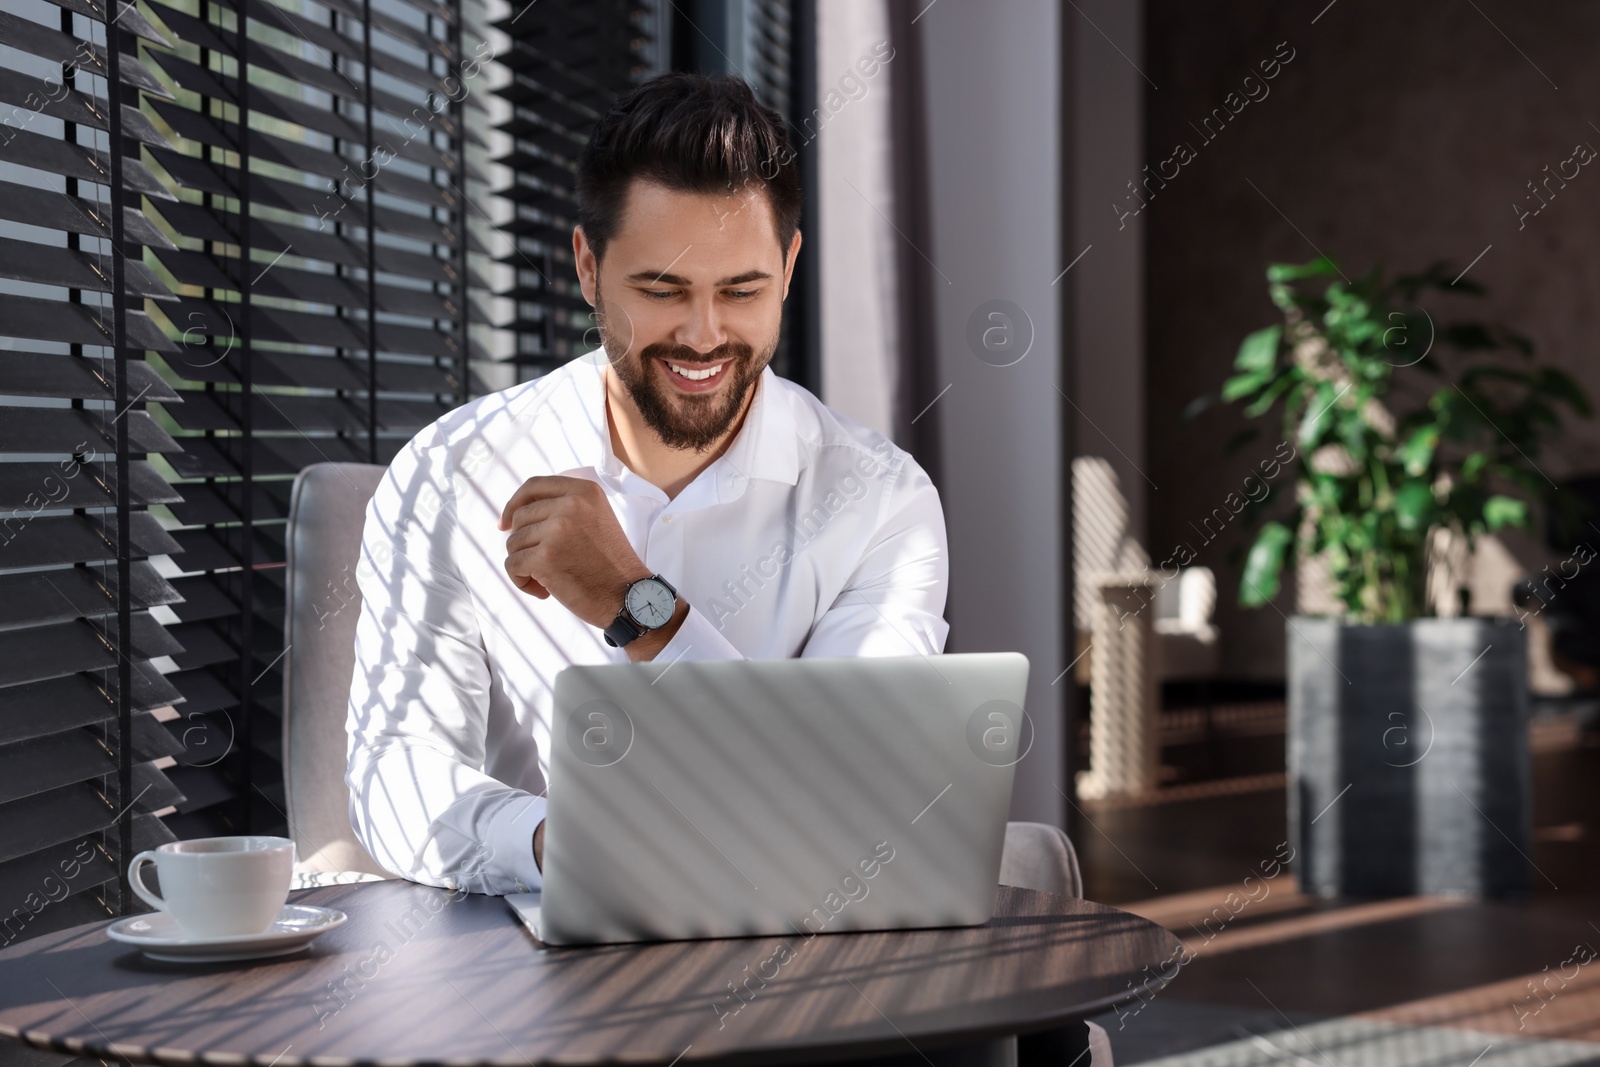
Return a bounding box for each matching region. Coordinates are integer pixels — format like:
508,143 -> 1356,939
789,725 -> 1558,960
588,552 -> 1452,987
575,72 -> 802,262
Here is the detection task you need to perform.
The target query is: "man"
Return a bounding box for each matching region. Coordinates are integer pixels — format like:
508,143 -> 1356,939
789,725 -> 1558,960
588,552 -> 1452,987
346,72 -> 949,895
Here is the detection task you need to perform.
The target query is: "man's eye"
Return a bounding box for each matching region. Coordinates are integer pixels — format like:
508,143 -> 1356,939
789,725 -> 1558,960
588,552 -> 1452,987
640,289 -> 680,301
726,289 -> 760,300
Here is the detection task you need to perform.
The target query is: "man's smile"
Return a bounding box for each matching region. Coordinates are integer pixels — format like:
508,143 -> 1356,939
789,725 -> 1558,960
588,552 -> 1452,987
659,356 -> 732,393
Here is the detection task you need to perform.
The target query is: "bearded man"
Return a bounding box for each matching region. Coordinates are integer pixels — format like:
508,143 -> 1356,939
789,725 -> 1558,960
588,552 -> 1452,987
346,72 -> 948,895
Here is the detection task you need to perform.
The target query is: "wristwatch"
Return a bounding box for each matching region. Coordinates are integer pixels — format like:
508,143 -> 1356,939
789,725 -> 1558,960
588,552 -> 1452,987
603,574 -> 679,648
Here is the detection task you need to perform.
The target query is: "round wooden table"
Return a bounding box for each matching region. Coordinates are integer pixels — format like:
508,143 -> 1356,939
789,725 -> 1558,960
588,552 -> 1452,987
0,881 -> 1182,1066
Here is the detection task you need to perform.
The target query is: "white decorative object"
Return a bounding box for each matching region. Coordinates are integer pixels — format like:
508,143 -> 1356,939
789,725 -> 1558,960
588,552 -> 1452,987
1078,572 -> 1161,800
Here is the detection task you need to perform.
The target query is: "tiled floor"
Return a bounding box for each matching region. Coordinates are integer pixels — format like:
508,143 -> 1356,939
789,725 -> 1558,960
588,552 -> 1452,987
1077,704 -> 1600,1066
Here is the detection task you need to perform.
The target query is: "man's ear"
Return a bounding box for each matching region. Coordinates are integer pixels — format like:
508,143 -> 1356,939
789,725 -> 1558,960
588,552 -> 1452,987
574,224 -> 598,305
781,229 -> 803,300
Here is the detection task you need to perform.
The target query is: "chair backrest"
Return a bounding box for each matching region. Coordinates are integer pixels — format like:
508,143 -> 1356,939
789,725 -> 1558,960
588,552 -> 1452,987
283,462 -> 390,877
999,821 -> 1084,898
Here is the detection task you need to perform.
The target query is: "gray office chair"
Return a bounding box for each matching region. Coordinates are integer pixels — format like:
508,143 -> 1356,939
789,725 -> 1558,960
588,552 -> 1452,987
999,822 -> 1113,1067
283,462 -> 391,884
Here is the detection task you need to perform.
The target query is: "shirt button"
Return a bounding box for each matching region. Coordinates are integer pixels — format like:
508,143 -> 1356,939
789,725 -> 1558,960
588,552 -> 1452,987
662,515 -> 675,524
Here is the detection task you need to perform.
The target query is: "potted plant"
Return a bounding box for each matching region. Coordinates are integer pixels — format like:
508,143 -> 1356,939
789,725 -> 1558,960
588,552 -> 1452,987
1222,257 -> 1590,897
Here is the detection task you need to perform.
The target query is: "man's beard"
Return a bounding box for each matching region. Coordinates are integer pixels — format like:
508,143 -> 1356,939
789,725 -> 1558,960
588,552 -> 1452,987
594,282 -> 778,453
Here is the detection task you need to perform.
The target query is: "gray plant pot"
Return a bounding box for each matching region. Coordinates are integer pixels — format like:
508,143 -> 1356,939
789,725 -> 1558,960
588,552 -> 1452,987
1287,616 -> 1531,898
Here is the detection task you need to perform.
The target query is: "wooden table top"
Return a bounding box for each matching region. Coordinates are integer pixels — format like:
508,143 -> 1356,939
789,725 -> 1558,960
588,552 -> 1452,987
0,881 -> 1183,1067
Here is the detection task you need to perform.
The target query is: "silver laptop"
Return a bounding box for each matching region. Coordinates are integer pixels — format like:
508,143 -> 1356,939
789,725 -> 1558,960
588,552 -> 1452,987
517,652 -> 1030,946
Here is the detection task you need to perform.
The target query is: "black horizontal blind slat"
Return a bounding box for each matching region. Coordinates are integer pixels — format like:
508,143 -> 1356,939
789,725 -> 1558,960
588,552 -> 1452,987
0,352 -> 177,401
0,291 -> 177,351
0,561 -> 181,631
156,248 -> 461,317
35,611 -> 180,666
0,784 -> 120,866
0,406 -> 180,454
0,731 -> 118,805
0,458 -> 181,511
0,122 -> 173,197
0,836 -> 116,926
0,235 -> 172,299
0,510 -> 183,570
150,202 -> 459,276
0,181 -> 176,249
31,0 -> 170,42
0,64 -> 107,128
0,879 -> 118,950
0,10 -> 171,97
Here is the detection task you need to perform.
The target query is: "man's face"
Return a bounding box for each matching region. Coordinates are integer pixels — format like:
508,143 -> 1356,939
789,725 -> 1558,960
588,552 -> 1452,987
575,179 -> 802,452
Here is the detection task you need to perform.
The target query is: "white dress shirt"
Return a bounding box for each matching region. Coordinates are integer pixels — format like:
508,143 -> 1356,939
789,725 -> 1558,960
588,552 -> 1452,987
345,353 -> 949,895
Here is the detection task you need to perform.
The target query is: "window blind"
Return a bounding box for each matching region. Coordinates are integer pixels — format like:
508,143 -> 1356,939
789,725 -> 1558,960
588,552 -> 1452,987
0,0 -> 190,940
136,0 -> 490,839
487,0 -> 658,382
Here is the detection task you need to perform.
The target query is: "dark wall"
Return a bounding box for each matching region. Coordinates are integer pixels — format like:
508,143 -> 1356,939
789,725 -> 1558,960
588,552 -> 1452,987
1143,0 -> 1600,678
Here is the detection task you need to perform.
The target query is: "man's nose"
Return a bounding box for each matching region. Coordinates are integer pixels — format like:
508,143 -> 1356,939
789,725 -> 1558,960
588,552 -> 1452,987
675,297 -> 728,355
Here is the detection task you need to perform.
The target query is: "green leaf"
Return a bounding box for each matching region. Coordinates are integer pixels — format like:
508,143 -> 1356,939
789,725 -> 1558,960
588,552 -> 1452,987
1239,522 -> 1293,607
1484,495 -> 1530,530
1434,386 -> 1487,441
1267,258 -> 1340,283
1223,372 -> 1269,402
1393,481 -> 1436,533
1298,381 -> 1340,450
1234,324 -> 1282,374
1340,399 -> 1372,462
1243,371 -> 1300,417
1398,426 -> 1439,477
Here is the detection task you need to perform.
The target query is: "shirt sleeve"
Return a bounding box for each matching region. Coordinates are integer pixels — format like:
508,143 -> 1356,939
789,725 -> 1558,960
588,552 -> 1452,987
652,602 -> 745,663
345,428 -> 545,896
659,451 -> 950,665
801,453 -> 950,658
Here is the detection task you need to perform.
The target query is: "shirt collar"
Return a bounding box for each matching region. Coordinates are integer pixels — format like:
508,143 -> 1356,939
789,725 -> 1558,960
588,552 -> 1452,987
715,364 -> 801,499
514,353 -> 801,498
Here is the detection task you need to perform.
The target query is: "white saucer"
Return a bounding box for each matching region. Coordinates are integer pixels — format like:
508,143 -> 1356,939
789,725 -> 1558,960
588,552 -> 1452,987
106,904 -> 347,962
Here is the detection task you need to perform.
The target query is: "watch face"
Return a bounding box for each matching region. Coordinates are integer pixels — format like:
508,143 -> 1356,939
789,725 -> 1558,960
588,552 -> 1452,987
626,578 -> 676,629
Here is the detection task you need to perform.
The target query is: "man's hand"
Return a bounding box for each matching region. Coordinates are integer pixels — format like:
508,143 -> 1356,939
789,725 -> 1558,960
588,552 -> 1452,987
499,475 -> 688,659
499,475 -> 651,629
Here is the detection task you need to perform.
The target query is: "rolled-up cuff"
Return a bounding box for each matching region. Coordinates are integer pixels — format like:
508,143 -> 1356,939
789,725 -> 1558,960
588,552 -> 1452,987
655,603 -> 746,664
483,792 -> 548,894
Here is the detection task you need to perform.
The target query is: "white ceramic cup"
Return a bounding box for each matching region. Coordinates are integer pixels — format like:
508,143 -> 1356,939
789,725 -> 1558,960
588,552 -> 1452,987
127,836 -> 295,939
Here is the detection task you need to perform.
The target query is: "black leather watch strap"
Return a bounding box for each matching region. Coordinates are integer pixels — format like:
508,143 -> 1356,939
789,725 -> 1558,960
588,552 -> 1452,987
603,611 -> 647,648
